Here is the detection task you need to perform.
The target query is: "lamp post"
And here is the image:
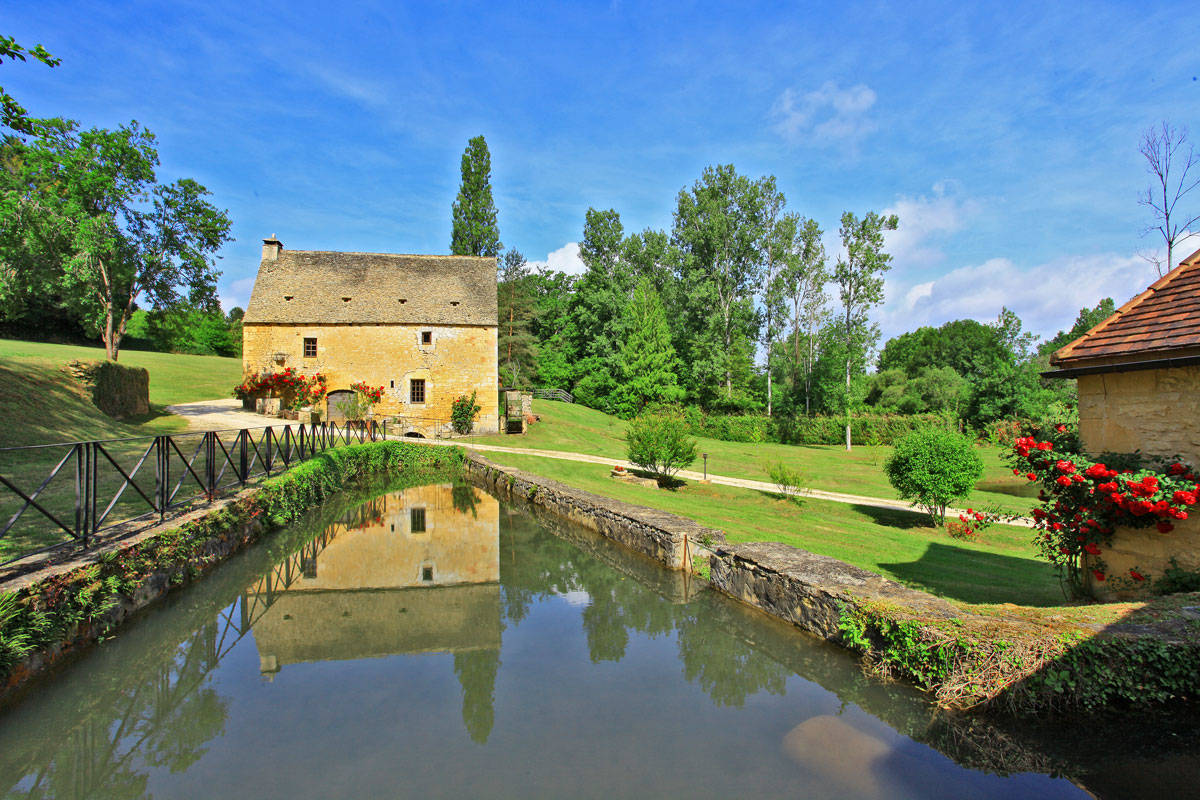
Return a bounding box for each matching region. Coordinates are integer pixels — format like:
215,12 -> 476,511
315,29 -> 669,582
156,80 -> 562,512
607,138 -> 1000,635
703,453 -> 708,481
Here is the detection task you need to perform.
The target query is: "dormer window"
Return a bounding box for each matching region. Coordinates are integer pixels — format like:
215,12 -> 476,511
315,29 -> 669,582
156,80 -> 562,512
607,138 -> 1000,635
450,301 -> 460,306
341,296 -> 351,302
284,295 -> 293,301
398,298 -> 407,304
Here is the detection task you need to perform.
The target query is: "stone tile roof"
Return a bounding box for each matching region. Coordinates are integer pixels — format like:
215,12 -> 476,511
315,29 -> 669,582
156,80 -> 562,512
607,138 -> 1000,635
1052,246 -> 1200,366
244,248 -> 497,326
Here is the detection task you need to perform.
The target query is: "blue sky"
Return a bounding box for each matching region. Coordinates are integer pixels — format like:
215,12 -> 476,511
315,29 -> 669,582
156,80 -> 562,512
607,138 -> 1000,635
5,0 -> 1199,341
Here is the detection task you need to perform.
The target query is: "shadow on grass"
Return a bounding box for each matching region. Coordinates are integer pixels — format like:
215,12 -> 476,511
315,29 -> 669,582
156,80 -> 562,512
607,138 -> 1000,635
850,503 -> 933,531
879,541 -> 1062,606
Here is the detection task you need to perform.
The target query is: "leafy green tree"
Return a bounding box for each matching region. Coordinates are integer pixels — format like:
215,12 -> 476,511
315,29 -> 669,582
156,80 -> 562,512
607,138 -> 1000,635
779,216 -> 828,414
884,427 -> 983,523
878,319 -> 1007,381
497,248 -> 538,385
0,35 -> 60,136
614,279 -> 684,417
757,176 -> 792,417
566,208 -> 637,410
450,135 -> 501,257
672,164 -> 764,406
833,211 -> 898,449
625,407 -> 697,479
0,119 -> 231,360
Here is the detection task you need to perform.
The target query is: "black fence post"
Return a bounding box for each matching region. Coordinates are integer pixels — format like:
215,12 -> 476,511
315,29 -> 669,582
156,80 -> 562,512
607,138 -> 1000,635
239,429 -> 248,487
265,427 -> 273,477
74,443 -> 84,545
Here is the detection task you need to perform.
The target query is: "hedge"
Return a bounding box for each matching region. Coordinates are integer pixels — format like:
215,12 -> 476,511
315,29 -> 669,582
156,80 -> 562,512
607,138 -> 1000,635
681,408 -> 949,446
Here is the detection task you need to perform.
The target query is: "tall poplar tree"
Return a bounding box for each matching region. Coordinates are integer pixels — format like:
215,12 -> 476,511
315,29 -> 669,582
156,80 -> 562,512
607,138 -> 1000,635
833,211 -> 898,450
780,217 -> 829,415
450,135 -> 501,257
672,164 -> 764,407
756,176 -> 791,417
614,278 -> 684,417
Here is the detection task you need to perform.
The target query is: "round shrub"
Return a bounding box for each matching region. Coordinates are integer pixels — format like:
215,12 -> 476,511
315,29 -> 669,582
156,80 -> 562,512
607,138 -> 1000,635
884,427 -> 983,523
625,407 -> 697,479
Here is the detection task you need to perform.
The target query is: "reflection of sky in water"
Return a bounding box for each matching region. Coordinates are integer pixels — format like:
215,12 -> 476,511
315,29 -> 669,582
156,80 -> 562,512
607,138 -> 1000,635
0,483 -> 1171,799
557,590 -> 592,607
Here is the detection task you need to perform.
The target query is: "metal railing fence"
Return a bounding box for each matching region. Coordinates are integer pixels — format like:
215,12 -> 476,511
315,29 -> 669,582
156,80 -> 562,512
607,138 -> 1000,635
0,420 -> 386,568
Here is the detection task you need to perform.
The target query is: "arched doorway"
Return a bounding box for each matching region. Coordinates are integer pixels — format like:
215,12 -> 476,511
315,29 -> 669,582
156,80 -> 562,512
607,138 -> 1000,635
326,390 -> 355,422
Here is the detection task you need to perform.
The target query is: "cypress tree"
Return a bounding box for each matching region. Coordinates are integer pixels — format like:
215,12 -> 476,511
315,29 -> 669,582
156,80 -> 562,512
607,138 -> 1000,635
450,135 -> 502,257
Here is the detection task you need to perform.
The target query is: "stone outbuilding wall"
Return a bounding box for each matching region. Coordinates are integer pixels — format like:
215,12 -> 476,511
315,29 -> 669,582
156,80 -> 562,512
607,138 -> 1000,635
1076,366 -> 1200,594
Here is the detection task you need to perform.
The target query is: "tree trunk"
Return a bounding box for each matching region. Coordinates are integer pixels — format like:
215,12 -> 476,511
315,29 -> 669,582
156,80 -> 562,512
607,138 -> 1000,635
844,316 -> 852,451
767,369 -> 772,417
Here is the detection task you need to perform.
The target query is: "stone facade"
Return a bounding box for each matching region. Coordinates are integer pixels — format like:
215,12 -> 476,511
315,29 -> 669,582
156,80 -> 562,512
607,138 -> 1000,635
1076,367 -> 1200,591
1077,367 -> 1200,467
242,238 -> 499,436
242,322 -> 498,435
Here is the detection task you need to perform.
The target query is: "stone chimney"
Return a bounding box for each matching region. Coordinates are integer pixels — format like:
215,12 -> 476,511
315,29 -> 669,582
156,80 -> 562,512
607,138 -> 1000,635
262,235 -> 283,262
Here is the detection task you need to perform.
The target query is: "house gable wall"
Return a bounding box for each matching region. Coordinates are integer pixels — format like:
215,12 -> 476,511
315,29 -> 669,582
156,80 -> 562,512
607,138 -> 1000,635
243,322 -> 498,435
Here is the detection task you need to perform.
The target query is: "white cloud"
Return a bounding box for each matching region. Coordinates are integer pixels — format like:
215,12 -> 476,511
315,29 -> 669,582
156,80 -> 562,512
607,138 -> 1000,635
883,182 -> 978,268
219,275 -> 256,312
306,64 -> 388,107
529,241 -> 586,276
877,251 -> 1153,343
771,81 -> 877,145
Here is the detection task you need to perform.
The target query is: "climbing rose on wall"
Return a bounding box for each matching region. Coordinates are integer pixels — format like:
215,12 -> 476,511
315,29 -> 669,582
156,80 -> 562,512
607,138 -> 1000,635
1007,424 -> 1200,597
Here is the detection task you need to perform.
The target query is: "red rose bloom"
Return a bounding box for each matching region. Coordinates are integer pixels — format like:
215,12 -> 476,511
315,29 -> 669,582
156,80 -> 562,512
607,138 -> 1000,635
1083,542 -> 1101,555
1055,475 -> 1073,487
1092,570 -> 1106,581
1027,473 -> 1037,481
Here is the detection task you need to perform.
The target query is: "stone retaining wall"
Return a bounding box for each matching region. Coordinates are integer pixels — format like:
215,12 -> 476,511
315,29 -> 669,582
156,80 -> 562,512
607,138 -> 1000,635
462,452 -> 724,569
707,541 -> 962,642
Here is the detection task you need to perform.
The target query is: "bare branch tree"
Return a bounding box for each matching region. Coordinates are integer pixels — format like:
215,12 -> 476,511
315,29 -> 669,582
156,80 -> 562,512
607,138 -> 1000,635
1140,122 -> 1200,277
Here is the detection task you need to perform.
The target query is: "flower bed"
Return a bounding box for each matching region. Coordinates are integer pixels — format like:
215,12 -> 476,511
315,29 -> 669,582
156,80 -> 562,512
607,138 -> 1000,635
234,368 -> 327,411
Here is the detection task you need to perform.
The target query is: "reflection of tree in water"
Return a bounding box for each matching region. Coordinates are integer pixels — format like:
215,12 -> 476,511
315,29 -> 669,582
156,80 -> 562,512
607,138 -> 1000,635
499,509 -> 789,707
454,648 -> 501,744
5,620 -> 229,800
451,482 -> 481,518
674,613 -> 788,707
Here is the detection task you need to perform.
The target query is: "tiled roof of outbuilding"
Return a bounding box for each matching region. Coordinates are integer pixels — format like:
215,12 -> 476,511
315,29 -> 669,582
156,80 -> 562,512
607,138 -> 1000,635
244,249 -> 498,326
1052,246 -> 1200,366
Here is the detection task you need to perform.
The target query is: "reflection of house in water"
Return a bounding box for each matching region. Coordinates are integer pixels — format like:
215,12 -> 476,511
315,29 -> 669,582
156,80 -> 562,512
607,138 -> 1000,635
249,484 -> 501,673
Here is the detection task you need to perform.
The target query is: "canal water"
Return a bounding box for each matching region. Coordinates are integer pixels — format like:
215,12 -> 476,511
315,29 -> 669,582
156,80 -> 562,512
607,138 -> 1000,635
0,482 -> 1193,799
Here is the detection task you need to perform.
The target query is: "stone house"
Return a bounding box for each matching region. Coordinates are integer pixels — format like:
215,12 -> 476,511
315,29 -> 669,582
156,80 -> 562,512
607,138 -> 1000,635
1048,246 -> 1200,589
242,237 -> 499,435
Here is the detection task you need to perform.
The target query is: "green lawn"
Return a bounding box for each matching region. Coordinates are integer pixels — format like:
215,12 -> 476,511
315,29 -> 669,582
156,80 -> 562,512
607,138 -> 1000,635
483,451 -> 1064,607
463,399 -> 1039,514
0,339 -> 241,408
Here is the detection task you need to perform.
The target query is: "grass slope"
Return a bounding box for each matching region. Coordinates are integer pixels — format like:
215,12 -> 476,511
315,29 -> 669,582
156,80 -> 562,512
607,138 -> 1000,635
463,399 -> 1039,514
0,339 -> 241,408
485,451 -> 1062,607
